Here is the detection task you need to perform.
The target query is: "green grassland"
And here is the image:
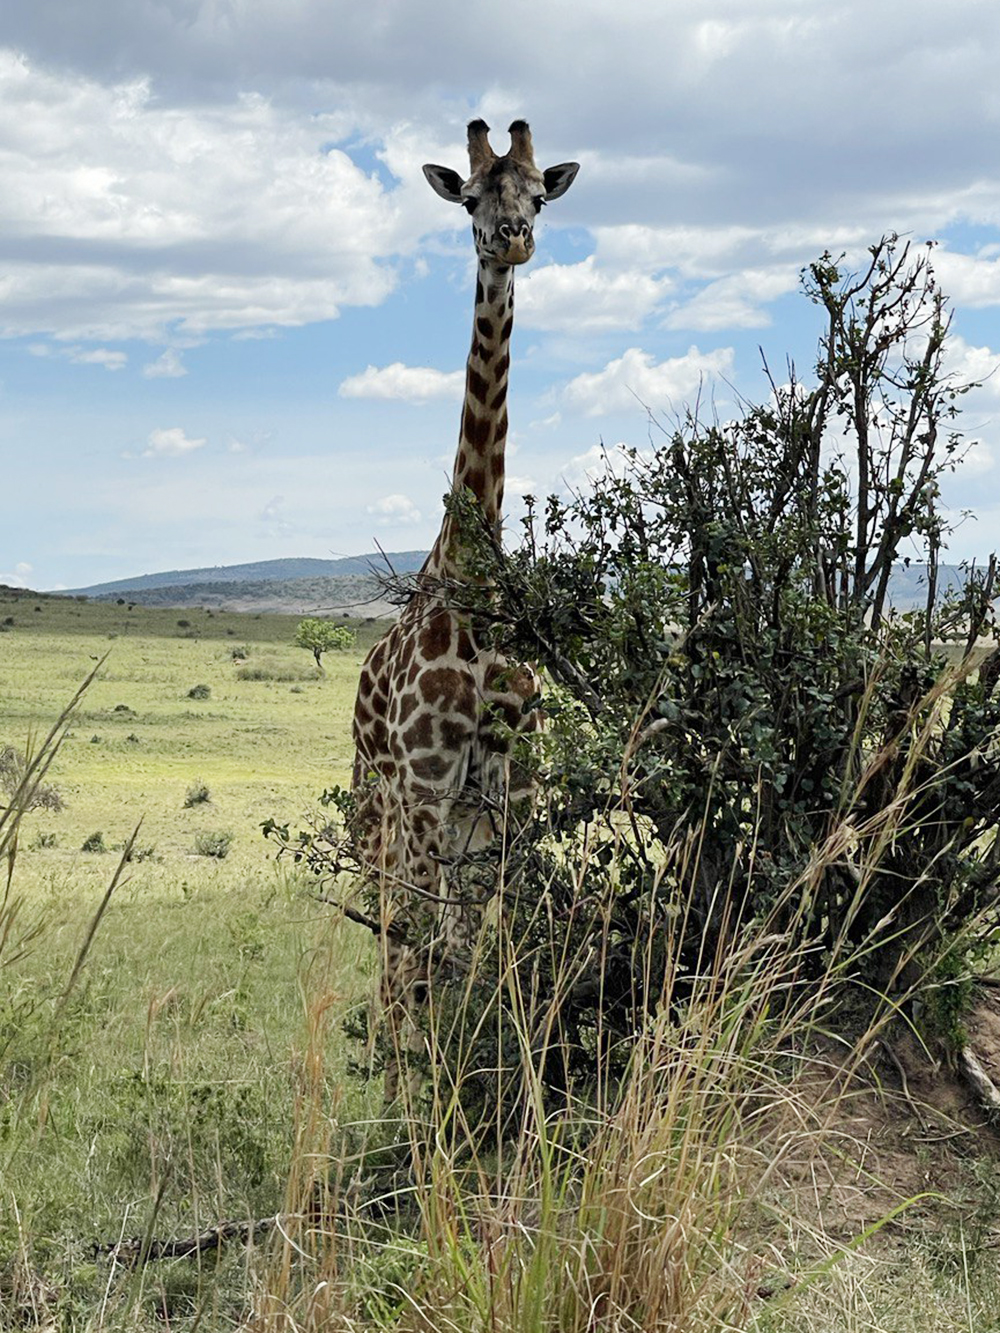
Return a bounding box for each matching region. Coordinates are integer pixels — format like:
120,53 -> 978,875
0,590 -> 385,867
0,590 -> 387,1328
3,589 -> 1000,1332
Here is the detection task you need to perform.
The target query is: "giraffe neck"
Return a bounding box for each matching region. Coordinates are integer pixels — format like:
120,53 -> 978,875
424,258 -> 514,582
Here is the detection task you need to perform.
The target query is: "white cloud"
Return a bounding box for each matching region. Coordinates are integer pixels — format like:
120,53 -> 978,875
664,267 -> 799,331
943,335 -> 1000,396
367,493 -> 422,524
0,561 -> 33,588
259,495 -> 285,520
142,426 -> 206,457
66,345 -> 127,370
25,341 -> 126,369
529,412 -> 562,430
561,345 -> 735,417
932,251 -> 1000,309
505,474 -> 537,497
340,362 -> 463,403
559,443 -> 650,491
958,439 -> 995,476
518,257 -> 671,333
143,349 -> 187,378
257,493 -> 295,536
0,51 -> 399,341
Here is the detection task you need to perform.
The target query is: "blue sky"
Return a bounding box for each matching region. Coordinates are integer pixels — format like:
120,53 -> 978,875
3,0 -> 1000,589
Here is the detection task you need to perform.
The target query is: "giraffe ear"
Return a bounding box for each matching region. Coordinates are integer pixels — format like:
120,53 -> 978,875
423,164 -> 465,203
542,162 -> 580,201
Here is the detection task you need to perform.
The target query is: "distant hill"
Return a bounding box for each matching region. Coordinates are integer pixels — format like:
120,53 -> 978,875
54,558 -> 984,619
67,552 -> 428,598
882,563 -> 970,611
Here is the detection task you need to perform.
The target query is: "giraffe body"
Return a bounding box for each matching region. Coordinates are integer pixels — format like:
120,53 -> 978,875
351,121 -> 578,1099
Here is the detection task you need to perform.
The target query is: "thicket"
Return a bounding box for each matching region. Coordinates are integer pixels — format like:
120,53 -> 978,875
276,237 -> 1000,1114
450,235 -> 1000,1095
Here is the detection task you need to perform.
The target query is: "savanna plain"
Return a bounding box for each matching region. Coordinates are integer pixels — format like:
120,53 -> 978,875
3,587 -> 1000,1332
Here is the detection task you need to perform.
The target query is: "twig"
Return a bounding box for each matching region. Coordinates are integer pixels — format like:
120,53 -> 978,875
314,893 -> 404,941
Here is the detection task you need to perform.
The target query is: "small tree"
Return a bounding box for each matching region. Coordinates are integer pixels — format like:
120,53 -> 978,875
293,618 -> 355,671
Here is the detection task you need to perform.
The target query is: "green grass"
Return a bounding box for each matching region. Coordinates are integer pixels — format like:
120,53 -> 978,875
2,589 -> 1000,1332
0,590 -> 382,1328
0,589 -> 384,882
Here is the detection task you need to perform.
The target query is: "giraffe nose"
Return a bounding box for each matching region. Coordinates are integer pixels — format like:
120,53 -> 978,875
498,219 -> 530,241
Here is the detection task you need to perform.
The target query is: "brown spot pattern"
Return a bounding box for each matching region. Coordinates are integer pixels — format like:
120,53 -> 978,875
411,754 -> 452,782
462,408 -> 492,450
419,667 -> 475,713
419,612 -> 452,659
440,718 -> 473,750
467,366 -> 489,404
403,714 -> 434,750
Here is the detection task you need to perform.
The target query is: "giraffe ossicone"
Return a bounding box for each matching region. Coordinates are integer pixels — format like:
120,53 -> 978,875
351,120 -> 579,1101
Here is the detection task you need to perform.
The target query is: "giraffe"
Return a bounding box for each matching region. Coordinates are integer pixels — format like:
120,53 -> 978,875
351,119 -> 579,1100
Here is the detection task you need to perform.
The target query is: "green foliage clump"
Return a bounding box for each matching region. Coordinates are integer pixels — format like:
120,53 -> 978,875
80,831 -> 107,853
187,682 -> 211,700
293,617 -> 356,671
193,829 -> 233,859
183,779 -> 211,808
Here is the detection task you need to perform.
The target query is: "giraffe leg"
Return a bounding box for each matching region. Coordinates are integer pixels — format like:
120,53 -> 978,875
380,935 -> 427,1105
379,796 -> 471,1105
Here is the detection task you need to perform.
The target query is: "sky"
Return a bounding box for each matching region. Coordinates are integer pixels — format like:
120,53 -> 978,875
4,0 -> 1000,590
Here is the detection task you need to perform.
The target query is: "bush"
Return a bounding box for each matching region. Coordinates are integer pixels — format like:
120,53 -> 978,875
121,842 -> 158,863
193,830 -> 233,859
235,663 -> 313,683
229,644 -> 252,661
183,780 -> 211,808
297,236 -> 1000,1108
30,832 -> 57,850
187,683 -> 211,700
80,831 -> 107,853
0,745 -> 64,812
452,236 -> 1000,1084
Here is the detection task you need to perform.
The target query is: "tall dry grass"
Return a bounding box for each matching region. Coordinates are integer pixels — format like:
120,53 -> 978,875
252,793 -> 950,1333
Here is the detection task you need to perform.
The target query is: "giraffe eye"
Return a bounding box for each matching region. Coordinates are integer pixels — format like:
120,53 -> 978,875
463,198 -> 478,215
532,196 -> 546,212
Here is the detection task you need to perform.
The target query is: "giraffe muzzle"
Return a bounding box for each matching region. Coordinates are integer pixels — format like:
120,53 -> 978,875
499,234 -> 534,265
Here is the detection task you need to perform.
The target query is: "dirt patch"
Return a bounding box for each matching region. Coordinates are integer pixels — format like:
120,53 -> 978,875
757,992 -> 1000,1249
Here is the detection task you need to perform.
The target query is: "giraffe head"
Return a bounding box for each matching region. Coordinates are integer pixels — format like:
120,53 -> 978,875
423,120 -> 579,268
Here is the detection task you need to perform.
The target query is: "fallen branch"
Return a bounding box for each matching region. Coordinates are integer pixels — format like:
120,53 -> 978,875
960,1047 -> 1000,1116
93,1214 -> 287,1264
